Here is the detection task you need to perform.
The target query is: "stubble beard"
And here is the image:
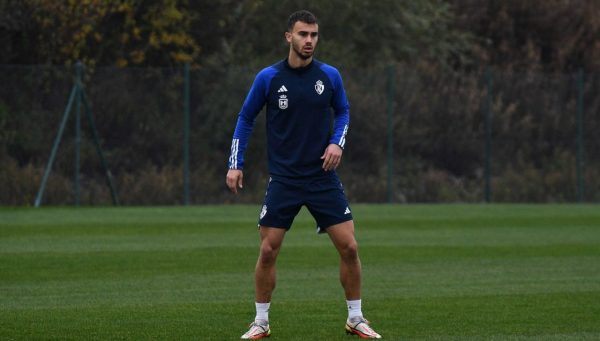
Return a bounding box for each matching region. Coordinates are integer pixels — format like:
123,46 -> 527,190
292,42 -> 314,60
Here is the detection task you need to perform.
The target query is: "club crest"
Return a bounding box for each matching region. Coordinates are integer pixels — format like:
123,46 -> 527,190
278,94 -> 288,109
315,80 -> 324,95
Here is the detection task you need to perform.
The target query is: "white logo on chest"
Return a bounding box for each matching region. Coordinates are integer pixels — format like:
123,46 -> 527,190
315,80 -> 324,95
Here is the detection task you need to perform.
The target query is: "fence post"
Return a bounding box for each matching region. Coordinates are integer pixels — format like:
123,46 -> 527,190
576,69 -> 585,202
80,90 -> 120,206
74,62 -> 83,206
34,85 -> 78,207
183,62 -> 191,205
484,67 -> 493,203
386,65 -> 395,203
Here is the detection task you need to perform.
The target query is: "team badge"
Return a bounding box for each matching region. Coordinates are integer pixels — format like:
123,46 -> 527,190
315,80 -> 324,95
278,94 -> 288,109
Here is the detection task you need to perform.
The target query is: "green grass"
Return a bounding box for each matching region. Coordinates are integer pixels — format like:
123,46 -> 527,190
1,204 -> 600,340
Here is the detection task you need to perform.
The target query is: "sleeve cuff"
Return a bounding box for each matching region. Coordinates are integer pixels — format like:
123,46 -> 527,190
330,142 -> 345,150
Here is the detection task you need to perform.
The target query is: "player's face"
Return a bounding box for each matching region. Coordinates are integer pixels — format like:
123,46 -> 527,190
286,21 -> 319,60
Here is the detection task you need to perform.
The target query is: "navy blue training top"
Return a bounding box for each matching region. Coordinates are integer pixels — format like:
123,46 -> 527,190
228,58 -> 350,179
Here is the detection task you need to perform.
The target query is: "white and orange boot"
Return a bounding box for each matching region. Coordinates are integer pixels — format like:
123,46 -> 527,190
345,317 -> 382,339
241,320 -> 271,339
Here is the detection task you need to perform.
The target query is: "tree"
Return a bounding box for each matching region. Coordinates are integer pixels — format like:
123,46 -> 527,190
191,0 -> 473,69
450,0 -> 600,72
1,0 -> 200,67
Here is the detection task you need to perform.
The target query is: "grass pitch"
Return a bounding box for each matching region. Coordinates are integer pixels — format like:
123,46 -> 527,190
1,204 -> 600,340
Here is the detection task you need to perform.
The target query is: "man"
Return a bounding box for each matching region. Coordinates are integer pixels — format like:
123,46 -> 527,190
226,10 -> 382,340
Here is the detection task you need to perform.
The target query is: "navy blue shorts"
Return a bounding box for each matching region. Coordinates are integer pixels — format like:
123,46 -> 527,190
258,175 -> 353,233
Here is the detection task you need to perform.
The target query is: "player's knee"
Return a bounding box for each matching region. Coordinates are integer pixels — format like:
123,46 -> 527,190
258,243 -> 280,265
339,240 -> 359,261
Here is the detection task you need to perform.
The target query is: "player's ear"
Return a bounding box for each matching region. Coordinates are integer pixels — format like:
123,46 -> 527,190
285,31 -> 292,43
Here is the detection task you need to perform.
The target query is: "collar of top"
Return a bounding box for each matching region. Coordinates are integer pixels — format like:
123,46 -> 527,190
285,58 -> 315,73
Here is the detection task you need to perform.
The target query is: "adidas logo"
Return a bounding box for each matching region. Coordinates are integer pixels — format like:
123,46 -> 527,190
277,85 -> 288,93
344,207 -> 351,215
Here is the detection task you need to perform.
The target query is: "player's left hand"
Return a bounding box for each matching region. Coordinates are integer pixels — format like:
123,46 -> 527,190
321,144 -> 343,171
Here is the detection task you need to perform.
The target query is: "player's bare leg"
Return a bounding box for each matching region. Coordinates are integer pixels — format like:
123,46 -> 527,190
327,220 -> 361,299
255,226 -> 286,303
242,226 -> 286,339
327,220 -> 381,339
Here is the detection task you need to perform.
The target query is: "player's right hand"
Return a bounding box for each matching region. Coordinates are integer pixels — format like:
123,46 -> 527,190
226,169 -> 244,194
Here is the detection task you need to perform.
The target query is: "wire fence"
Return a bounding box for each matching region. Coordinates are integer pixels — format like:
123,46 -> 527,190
0,64 -> 598,205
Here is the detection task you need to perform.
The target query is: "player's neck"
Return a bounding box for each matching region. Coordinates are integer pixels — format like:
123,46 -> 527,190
287,52 -> 313,69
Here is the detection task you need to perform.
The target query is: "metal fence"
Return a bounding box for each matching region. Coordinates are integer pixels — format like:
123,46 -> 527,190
0,63 -> 598,205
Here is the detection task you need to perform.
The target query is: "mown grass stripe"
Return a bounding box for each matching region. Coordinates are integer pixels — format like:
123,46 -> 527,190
1,204 -> 599,339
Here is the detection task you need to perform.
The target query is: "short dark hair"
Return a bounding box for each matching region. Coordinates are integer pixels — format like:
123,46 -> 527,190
287,10 -> 318,31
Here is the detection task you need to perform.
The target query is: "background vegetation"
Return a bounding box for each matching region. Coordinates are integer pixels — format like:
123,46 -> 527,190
1,0 -> 599,204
